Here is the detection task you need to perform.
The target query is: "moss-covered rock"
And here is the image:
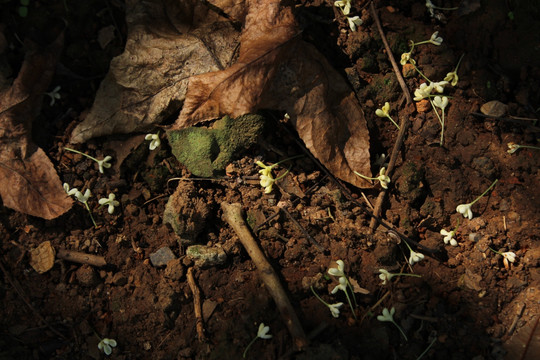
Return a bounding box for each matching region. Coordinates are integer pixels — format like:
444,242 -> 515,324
167,114 -> 266,177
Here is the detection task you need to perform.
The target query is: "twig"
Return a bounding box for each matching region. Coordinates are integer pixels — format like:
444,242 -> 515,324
368,1 -> 415,233
187,267 -> 207,342
221,202 -> 308,350
56,249 -> 107,267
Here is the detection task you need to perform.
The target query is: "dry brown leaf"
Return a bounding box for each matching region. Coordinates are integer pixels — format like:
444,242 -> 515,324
29,241 -> 56,274
0,32 -> 72,220
173,0 -> 371,187
70,0 -> 241,143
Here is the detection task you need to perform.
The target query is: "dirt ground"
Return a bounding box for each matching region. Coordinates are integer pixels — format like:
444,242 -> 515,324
1,0 -> 539,359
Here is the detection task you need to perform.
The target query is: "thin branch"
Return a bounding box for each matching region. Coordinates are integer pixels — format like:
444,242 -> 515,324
187,267 -> 207,342
368,1 -> 415,233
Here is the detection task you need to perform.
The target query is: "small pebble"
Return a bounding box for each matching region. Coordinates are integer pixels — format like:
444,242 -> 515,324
469,233 -> 481,242
149,247 -> 176,267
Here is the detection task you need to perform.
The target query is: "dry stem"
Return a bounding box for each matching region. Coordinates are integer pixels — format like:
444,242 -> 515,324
187,267 -> 207,342
368,1 -> 415,233
56,248 -> 107,267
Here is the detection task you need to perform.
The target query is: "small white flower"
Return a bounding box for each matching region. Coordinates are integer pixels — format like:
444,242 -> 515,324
99,193 -> 120,214
425,0 -> 435,16
507,142 -> 520,154
328,260 -> 346,277
96,155 -> 112,174
432,81 -> 449,93
145,133 -> 161,150
440,229 -> 457,246
377,307 -> 396,322
502,251 -> 516,263
98,338 -> 117,355
444,71 -> 459,86
334,0 -> 351,15
377,167 -> 391,189
413,82 -> 434,101
331,276 -> 348,295
429,31 -> 443,45
346,16 -> 363,32
257,323 -> 272,339
375,102 -> 391,118
63,183 -> 78,196
256,161 -> 276,194
433,96 -> 449,110
45,86 -> 61,106
328,302 -> 344,318
74,189 -> 91,203
400,51 -> 416,65
456,203 -> 473,220
378,269 -> 394,285
408,249 -> 425,265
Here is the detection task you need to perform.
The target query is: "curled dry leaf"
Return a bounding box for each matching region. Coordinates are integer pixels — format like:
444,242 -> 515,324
0,31 -> 72,220
70,0 -> 241,143
173,0 -> 371,187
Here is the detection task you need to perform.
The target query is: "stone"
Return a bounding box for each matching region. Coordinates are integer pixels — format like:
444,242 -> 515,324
149,247 -> 176,267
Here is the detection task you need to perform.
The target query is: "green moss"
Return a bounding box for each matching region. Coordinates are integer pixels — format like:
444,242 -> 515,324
167,114 -> 266,177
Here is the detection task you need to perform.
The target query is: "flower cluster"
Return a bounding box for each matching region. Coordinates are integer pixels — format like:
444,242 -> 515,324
327,260 -> 358,319
63,147 -> 121,227
401,33 -> 464,146
312,260 -> 358,319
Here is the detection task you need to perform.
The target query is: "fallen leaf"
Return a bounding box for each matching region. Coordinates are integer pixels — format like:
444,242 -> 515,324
480,100 -> 508,117
0,31 -> 73,220
70,0 -> 371,187
29,241 -> 56,274
70,0 -> 241,143
173,0 -> 371,187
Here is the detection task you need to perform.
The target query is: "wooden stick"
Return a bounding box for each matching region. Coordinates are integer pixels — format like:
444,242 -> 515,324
187,267 -> 207,342
56,248 -> 107,267
368,1 -> 415,233
221,202 -> 308,350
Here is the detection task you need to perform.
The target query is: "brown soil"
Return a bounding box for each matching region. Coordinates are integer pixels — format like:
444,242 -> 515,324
1,1 -> 539,359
